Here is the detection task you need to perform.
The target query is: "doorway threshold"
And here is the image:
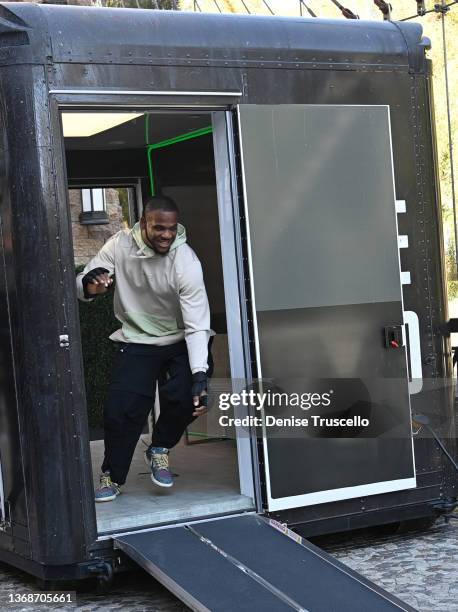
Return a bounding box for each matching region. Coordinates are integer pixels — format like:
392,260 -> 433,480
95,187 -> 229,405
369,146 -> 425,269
92,436 -> 254,535
98,508 -> 258,541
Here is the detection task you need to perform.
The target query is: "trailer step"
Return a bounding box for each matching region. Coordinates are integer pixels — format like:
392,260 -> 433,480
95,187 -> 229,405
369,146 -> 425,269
114,515 -> 416,612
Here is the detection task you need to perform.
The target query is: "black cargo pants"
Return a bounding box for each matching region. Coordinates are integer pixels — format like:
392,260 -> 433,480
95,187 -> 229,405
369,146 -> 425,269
101,340 -> 196,485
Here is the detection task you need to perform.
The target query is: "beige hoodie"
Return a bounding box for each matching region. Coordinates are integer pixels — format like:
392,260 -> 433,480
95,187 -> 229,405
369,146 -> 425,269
76,222 -> 211,373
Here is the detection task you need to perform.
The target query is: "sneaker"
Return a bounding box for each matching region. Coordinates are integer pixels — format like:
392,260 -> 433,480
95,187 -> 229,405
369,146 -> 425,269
144,447 -> 174,488
95,472 -> 121,503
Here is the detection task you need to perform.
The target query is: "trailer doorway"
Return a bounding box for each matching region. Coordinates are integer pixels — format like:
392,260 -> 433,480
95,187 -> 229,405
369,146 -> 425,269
61,109 -> 256,534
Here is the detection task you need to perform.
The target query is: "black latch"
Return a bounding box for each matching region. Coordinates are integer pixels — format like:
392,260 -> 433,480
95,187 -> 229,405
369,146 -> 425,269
384,325 -> 403,349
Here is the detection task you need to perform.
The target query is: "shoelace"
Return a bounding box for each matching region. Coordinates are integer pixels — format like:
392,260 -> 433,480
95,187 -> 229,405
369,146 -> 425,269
100,474 -> 114,489
152,454 -> 169,470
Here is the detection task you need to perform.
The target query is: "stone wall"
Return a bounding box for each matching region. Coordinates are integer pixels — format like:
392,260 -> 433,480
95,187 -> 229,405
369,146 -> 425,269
70,188 -> 127,267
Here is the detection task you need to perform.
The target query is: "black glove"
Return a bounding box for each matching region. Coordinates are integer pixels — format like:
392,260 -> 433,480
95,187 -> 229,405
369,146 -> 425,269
82,267 -> 110,299
191,371 -> 208,408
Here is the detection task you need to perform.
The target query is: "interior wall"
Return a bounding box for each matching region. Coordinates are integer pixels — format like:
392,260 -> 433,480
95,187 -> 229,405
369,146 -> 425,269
65,148 -> 148,182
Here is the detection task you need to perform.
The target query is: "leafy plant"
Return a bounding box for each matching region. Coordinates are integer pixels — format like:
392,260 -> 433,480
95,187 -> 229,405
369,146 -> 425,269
76,265 -> 119,428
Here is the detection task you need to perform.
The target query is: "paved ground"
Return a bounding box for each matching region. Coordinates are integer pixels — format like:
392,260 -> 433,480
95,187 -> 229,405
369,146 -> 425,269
314,516 -> 458,612
0,515 -> 456,611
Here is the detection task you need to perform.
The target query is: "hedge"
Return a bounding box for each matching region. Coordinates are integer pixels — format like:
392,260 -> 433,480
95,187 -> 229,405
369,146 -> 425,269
76,265 -> 119,428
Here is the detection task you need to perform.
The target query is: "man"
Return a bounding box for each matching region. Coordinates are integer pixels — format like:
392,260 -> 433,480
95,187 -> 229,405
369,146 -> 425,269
76,195 -> 211,502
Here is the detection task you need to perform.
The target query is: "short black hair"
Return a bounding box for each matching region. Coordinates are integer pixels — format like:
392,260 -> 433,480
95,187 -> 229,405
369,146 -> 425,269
142,195 -> 179,217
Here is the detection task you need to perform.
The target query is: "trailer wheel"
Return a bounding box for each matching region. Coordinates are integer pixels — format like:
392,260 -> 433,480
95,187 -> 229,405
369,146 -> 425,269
96,562 -> 114,593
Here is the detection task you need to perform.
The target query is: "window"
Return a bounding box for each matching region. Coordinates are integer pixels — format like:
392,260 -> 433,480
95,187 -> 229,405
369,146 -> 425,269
80,188 -> 109,225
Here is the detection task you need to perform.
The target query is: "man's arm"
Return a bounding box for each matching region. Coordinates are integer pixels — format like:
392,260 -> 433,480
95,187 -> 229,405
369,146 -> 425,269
176,249 -> 211,414
76,233 -> 118,302
177,251 -> 211,373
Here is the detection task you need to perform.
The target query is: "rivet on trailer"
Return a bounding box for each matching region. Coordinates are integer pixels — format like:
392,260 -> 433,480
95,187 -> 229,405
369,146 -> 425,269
0,3 -> 455,609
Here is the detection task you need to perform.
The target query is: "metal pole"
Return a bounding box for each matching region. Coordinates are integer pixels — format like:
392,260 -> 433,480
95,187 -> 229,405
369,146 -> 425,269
299,0 -> 317,17
329,0 -> 359,19
262,0 -> 275,15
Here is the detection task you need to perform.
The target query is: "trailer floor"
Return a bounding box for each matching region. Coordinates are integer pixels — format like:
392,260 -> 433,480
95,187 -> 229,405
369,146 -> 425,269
91,436 -> 254,533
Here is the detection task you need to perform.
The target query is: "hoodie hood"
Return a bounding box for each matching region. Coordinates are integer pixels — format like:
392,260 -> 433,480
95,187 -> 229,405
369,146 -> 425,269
131,221 -> 187,257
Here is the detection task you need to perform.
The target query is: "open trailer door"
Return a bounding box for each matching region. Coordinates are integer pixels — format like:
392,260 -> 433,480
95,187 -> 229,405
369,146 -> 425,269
114,514 -> 415,611
236,104 -> 416,512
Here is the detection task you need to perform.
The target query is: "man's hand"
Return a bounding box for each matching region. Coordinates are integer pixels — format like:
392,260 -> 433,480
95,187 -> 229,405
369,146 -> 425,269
82,267 -> 113,298
191,371 -> 208,417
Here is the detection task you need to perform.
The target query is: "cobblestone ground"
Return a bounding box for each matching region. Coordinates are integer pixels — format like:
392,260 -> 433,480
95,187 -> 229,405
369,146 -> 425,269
313,516 -> 458,612
0,516 -> 456,611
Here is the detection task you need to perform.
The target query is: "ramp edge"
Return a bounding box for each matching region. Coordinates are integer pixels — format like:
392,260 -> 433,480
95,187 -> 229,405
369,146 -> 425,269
114,538 -> 211,612
266,518 -> 417,612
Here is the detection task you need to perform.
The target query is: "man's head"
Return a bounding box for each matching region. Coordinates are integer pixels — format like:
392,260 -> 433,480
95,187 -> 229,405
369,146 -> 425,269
140,195 -> 179,255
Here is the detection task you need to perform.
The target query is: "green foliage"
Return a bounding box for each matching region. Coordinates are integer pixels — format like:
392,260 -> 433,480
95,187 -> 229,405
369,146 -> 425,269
76,265 -> 119,428
446,240 -> 457,281
117,187 -> 130,223
448,280 -> 458,300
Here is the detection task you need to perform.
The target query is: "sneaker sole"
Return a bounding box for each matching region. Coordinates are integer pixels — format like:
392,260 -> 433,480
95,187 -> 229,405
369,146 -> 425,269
145,452 -> 174,488
151,474 -> 174,488
95,492 -> 120,503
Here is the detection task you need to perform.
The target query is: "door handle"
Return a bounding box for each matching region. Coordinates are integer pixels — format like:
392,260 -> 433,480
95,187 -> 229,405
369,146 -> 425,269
403,311 -> 423,394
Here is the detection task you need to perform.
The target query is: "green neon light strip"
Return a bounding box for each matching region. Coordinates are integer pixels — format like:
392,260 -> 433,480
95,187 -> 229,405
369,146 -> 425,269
147,146 -> 155,195
146,125 -> 213,196
149,126 -> 213,151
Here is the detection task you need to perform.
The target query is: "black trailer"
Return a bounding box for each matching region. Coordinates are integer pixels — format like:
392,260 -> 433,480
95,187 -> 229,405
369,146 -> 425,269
0,3 -> 455,609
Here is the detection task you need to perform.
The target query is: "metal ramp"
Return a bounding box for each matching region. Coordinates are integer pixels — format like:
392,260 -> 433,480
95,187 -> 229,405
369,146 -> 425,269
114,515 -> 416,612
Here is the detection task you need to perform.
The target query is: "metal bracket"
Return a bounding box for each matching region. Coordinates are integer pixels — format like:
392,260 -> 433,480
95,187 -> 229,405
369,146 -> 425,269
434,2 -> 450,14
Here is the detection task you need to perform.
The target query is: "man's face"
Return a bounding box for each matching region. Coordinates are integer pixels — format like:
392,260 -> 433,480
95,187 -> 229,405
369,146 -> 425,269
140,209 -> 178,255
